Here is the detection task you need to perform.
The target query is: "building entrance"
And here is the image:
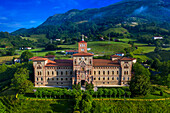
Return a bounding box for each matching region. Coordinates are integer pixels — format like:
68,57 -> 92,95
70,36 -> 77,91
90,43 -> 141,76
81,80 -> 85,86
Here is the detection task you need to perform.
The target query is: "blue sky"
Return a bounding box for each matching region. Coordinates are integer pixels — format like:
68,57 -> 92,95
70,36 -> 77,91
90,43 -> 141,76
0,0 -> 122,32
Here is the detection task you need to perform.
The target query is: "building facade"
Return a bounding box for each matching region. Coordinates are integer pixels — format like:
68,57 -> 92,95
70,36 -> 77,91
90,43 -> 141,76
33,40 -> 135,88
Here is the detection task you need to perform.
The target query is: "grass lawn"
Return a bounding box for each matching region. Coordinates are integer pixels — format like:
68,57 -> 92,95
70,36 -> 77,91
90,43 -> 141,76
88,41 -> 130,55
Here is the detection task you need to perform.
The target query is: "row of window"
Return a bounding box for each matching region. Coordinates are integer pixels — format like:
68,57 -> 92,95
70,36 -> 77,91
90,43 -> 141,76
37,71 -> 42,75
80,44 -> 85,47
94,71 -> 119,75
93,77 -> 130,81
36,77 -> 72,81
36,82 -> 69,85
47,77 -> 72,81
124,71 -> 129,75
47,71 -> 73,76
46,67 -> 72,69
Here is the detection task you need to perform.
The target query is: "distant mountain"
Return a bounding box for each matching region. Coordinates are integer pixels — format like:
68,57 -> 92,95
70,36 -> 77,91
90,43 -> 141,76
40,0 -> 170,26
11,0 -> 170,38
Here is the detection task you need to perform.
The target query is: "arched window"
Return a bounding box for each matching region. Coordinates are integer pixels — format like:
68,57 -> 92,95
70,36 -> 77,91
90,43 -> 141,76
37,65 -> 42,69
61,78 -> 63,81
75,60 -> 76,64
123,77 -> 125,80
108,71 -> 109,75
112,77 -> 114,80
103,71 -> 105,75
103,77 -> 105,80
112,71 -> 114,75
57,71 -> 58,75
94,71 -> 96,75
98,77 -> 100,80
117,77 -> 119,80
98,71 -> 100,75
66,71 -> 67,75
52,71 -> 54,75
38,72 -> 39,75
117,71 -> 119,75
128,77 -> 130,80
61,71 -> 63,75
124,71 -> 126,75
108,77 -> 109,80
127,71 -> 128,75
47,71 -> 49,75
41,77 -> 43,81
37,78 -> 38,81
47,78 -> 49,81
90,59 -> 92,64
70,71 -> 72,75
40,71 -> 42,75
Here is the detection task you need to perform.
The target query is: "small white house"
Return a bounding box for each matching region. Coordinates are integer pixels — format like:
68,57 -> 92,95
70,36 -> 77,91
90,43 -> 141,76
14,58 -> 21,63
152,37 -> 163,40
25,47 -> 32,50
55,39 -> 61,41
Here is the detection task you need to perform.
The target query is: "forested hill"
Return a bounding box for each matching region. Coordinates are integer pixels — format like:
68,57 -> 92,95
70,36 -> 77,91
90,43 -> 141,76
11,0 -> 170,41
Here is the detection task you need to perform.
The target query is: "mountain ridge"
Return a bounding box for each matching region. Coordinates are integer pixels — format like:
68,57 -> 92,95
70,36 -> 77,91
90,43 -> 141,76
11,0 -> 170,37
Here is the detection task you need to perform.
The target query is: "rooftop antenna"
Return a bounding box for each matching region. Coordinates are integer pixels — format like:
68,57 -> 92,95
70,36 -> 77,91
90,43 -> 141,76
82,34 -> 84,41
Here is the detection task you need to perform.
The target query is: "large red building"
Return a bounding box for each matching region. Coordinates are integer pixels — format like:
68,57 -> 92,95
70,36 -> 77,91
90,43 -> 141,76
33,40 -> 135,88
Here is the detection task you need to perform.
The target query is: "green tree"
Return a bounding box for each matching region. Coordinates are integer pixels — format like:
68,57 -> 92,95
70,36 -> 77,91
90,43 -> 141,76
117,88 -> 122,98
45,44 -> 57,50
112,88 -> 117,98
19,80 -> 33,94
129,74 -> 151,96
0,101 -> 6,113
98,89 -> 103,98
81,92 -> 93,113
108,89 -> 113,98
45,52 -> 56,56
103,89 -> 109,98
11,68 -> 29,89
34,91 -> 39,98
44,91 -> 48,98
126,91 -> 131,98
58,90 -> 63,99
20,50 -> 33,62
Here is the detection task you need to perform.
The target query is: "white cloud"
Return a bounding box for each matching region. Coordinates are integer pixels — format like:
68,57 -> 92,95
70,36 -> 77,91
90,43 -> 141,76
53,6 -> 61,9
30,20 -> 37,23
0,17 -> 8,20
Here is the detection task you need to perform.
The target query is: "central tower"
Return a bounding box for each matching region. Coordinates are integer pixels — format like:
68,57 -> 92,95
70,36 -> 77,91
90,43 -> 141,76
72,35 -> 93,86
78,34 -> 87,53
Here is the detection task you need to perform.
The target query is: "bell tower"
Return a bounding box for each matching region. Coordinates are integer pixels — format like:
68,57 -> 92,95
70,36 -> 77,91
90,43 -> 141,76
78,34 -> 87,53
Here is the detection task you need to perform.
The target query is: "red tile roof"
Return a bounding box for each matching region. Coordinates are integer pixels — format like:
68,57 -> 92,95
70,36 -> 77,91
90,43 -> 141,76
78,41 -> 86,43
33,58 -> 48,61
110,55 -> 122,58
93,59 -> 120,67
46,59 -> 73,66
73,52 -> 93,56
44,55 -> 55,58
120,57 -> 133,61
29,56 -> 42,60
